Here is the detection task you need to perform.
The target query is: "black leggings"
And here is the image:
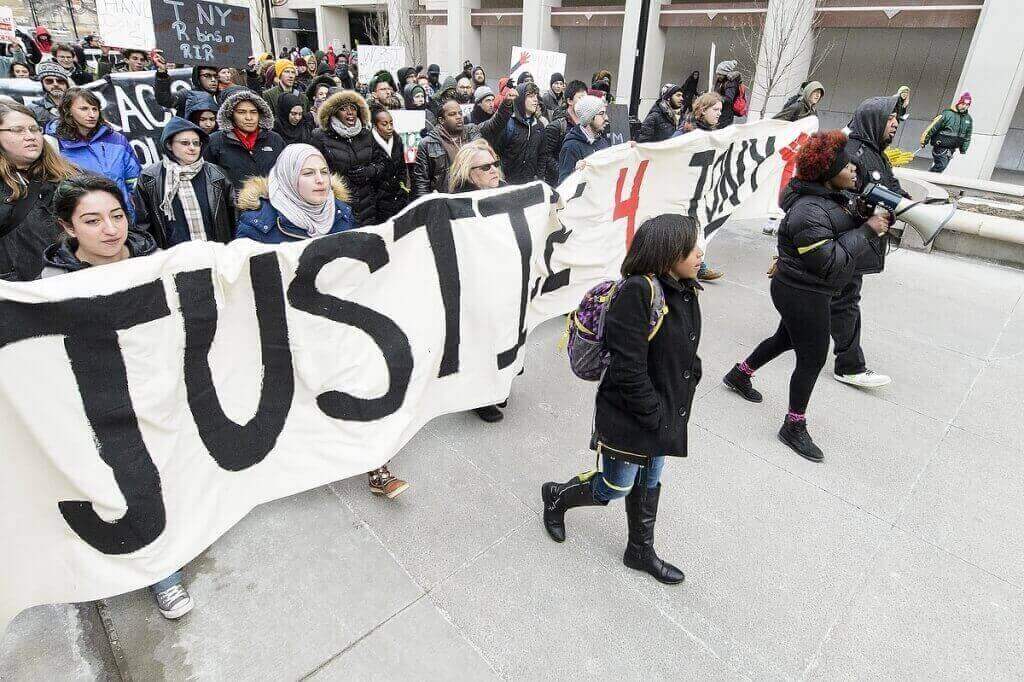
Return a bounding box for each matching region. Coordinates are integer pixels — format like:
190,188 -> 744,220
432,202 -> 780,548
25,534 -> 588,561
744,279 -> 832,414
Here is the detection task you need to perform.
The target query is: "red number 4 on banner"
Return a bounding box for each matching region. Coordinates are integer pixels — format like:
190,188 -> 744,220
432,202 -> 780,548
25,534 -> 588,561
613,160 -> 649,248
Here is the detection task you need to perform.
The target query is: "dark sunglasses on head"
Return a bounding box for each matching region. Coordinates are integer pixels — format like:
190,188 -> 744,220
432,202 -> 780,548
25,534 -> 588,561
472,161 -> 499,172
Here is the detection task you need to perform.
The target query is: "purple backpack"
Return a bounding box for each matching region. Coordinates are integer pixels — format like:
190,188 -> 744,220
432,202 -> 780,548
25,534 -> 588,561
564,275 -> 667,381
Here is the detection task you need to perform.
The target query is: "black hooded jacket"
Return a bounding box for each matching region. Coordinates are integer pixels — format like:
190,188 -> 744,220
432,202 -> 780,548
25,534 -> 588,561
638,95 -> 681,143
41,229 -> 158,278
155,65 -> 224,117
311,90 -> 388,226
844,95 -> 905,273
203,90 -> 286,194
773,179 -> 879,295
274,92 -> 316,145
493,83 -> 546,185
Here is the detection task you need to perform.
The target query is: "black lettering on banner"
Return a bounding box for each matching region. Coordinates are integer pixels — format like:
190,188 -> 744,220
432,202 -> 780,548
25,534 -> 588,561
539,220 -> 572,295
287,233 -> 413,421
478,183 -> 546,369
175,253 -> 294,472
0,282 -> 171,554
393,197 -> 475,378
686,150 -> 715,218
747,136 -> 775,192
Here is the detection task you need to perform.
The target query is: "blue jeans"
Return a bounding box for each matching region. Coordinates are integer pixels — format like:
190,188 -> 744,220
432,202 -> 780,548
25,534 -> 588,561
930,148 -> 953,173
592,455 -> 665,502
149,570 -> 183,594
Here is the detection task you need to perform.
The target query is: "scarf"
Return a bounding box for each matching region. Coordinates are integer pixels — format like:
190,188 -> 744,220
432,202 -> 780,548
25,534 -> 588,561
372,128 -> 394,157
160,157 -> 207,242
268,143 -> 336,237
435,125 -> 466,163
234,127 -> 259,151
330,116 -> 362,138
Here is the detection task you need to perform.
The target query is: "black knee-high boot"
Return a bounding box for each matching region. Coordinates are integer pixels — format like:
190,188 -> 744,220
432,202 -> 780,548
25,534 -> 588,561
541,474 -> 607,543
623,483 -> 685,584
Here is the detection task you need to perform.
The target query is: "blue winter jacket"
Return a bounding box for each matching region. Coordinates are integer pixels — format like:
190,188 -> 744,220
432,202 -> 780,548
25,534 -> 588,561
234,176 -> 357,243
557,124 -> 611,185
47,122 -> 141,220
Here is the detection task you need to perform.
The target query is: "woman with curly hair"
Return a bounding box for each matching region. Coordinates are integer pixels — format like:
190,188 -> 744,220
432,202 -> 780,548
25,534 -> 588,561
722,131 -> 890,462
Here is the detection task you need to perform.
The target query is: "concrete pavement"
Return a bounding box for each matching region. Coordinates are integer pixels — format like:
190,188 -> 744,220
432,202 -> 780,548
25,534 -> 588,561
3,220 -> 1023,680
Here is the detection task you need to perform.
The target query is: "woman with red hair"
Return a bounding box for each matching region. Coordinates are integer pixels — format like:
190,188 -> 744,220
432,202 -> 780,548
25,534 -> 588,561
721,130 -> 890,462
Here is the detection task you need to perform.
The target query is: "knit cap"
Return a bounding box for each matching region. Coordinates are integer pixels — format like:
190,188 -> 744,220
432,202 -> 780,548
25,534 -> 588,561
575,94 -> 606,126
957,91 -> 972,107
35,60 -> 70,83
474,85 -> 494,103
275,59 -> 296,79
550,72 -> 565,86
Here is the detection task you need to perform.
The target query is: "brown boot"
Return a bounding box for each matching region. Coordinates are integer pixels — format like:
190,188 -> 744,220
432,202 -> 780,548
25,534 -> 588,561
697,266 -> 724,281
368,465 -> 409,499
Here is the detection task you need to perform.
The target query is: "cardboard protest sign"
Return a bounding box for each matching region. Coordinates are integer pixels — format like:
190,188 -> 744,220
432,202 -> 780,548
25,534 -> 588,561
95,0 -> 156,49
605,103 -> 631,145
357,45 -> 406,84
392,109 -> 426,163
151,0 -> 251,67
509,46 -> 566,91
0,7 -> 16,44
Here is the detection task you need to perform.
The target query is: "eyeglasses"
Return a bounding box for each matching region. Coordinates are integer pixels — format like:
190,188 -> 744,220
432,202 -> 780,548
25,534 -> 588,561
0,125 -> 42,135
42,77 -> 66,86
471,161 -> 499,172
173,139 -> 203,147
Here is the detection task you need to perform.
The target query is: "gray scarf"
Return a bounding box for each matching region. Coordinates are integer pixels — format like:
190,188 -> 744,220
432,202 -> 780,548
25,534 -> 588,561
331,116 -> 362,138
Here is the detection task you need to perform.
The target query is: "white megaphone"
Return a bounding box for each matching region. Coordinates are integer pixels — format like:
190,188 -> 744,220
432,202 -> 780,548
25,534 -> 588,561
861,180 -> 956,246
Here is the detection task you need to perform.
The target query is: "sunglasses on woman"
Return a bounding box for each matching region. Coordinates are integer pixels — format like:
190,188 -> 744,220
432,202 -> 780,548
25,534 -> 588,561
472,161 -> 499,172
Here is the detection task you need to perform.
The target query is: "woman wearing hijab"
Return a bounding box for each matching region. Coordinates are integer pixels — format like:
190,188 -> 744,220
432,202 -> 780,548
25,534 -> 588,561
235,143 -> 355,242
134,116 -> 234,248
274,92 -> 316,145
681,71 -> 700,114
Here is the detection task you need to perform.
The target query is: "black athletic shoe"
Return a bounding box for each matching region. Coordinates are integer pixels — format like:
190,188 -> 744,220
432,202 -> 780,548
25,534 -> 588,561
778,418 -> 824,462
472,405 -> 504,423
723,364 -> 763,403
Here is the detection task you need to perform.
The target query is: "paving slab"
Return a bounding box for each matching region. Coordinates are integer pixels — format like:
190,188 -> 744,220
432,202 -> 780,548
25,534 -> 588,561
0,603 -> 117,681
954,352 -> 1024,451
807,528 -> 1024,680
98,486 -> 423,681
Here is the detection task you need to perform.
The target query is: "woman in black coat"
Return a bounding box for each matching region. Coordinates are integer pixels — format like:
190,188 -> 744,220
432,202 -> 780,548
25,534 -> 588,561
369,107 -> 409,221
722,131 -> 889,463
0,101 -> 76,280
273,92 -> 316,145
311,90 -> 387,226
542,214 -> 704,585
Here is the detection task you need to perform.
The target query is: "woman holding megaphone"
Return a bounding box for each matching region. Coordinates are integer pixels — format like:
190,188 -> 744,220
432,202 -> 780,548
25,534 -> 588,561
722,130 -> 890,463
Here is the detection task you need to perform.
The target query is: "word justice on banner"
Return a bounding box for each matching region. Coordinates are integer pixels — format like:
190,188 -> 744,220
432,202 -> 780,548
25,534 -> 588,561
0,117 -> 816,638
151,0 -> 251,66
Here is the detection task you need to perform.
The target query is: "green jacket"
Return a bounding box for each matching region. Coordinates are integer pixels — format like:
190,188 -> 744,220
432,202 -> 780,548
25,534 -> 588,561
921,107 -> 973,153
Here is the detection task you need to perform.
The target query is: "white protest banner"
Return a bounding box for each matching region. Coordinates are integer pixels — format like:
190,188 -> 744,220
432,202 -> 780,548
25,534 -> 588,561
357,45 -> 407,84
0,117 -> 816,636
509,46 -> 566,92
391,109 -> 426,163
95,0 -> 156,50
460,103 -> 474,120
0,7 -> 16,44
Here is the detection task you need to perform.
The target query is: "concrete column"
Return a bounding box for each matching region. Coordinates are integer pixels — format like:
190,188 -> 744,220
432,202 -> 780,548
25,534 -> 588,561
615,0 -> 666,115
946,0 -> 1024,179
315,6 -> 351,52
521,0 -> 560,53
446,0 -> 481,75
746,0 -> 815,121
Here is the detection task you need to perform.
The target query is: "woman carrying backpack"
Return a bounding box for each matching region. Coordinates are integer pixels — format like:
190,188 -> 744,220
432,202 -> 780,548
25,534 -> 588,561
541,214 -> 704,585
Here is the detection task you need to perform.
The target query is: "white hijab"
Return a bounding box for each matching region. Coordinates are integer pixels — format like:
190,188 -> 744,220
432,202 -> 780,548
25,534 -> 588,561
268,144 -> 336,237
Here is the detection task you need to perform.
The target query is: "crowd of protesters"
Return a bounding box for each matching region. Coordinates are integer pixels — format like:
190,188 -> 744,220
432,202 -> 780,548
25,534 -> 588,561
0,27 -> 977,622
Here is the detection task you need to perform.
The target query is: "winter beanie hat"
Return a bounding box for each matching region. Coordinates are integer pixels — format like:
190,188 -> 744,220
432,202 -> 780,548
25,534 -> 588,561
34,60 -> 71,83
474,85 -> 494,103
575,95 -> 605,127
550,72 -> 565,86
957,92 -> 972,107
275,59 -> 296,79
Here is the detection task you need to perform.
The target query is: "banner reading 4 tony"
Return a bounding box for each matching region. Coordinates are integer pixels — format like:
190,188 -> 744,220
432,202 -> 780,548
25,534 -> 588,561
0,117 -> 813,637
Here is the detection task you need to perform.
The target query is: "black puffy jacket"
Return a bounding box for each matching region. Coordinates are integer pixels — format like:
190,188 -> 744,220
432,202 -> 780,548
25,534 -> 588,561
203,90 -> 286,193
311,90 -> 388,226
593,274 -> 702,463
774,179 -> 878,295
155,66 -> 226,117
0,179 -> 61,281
493,83 -> 546,185
638,100 -> 679,143
539,115 -> 570,187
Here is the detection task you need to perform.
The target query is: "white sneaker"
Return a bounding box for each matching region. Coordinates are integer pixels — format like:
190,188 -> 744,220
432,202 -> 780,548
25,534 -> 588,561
834,370 -> 892,389
762,218 -> 779,236
154,583 -> 194,619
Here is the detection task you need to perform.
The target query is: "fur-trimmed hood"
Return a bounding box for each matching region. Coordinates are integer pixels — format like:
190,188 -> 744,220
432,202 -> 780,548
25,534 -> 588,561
317,90 -> 371,129
236,175 -> 351,211
216,89 -> 275,132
